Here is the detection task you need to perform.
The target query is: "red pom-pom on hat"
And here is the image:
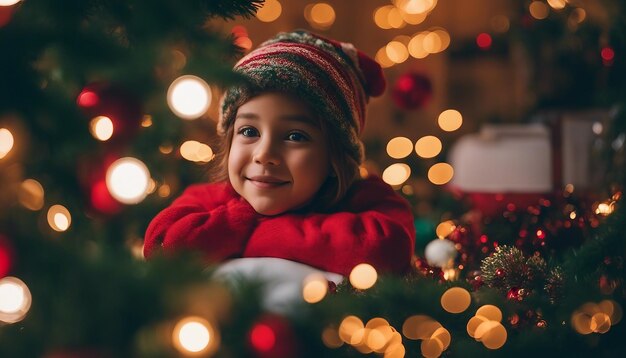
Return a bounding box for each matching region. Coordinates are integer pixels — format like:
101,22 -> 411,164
356,49 -> 386,97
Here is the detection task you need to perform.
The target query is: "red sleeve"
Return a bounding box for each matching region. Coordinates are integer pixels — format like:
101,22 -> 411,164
243,176 -> 415,276
143,182 -> 260,262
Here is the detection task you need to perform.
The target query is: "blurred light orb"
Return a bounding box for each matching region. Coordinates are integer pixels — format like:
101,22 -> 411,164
547,0 -> 566,10
349,263 -> 378,290
18,179 -> 44,211
106,157 -> 151,204
306,3 -> 335,29
47,205 -> 71,232
476,305 -> 503,322
0,276 -> 32,324
373,5 -> 394,29
415,136 -> 442,158
89,116 -> 114,141
478,321 -> 507,349
256,0 -> 282,22
322,326 -> 344,348
382,163 -> 411,186
172,316 -> 217,354
529,1 -> 549,20
387,7 -> 405,29
396,0 -> 437,15
167,75 -> 212,120
375,47 -> 395,68
180,140 -> 215,163
435,220 -> 455,239
440,286 -> 470,313
0,1 -> 22,6
339,315 -> 364,343
302,273 -> 328,304
387,137 -> 413,159
408,32 -> 429,59
0,128 -> 14,159
438,109 -> 463,131
386,41 -> 409,63
423,31 -> 442,53
428,163 -> 454,185
250,323 -> 275,352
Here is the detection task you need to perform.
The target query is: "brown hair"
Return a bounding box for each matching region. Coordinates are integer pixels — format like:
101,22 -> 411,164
209,96 -> 360,211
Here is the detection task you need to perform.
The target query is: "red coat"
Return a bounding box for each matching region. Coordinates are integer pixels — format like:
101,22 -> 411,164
144,176 -> 415,276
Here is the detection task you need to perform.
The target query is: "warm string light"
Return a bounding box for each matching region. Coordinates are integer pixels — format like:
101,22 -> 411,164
180,140 -> 215,163
438,109 -> 463,131
232,25 -> 252,51
302,273 -> 328,304
415,135 -> 442,158
427,163 -> 453,185
529,1 -> 549,20
337,315 -> 403,355
256,0 -> 281,22
402,314 -> 450,357
0,127 -> 14,159
0,276 -> 32,324
466,305 -> 507,349
382,163 -> 411,186
304,3 -> 335,30
167,75 -> 212,120
47,204 -> 71,232
571,300 -> 622,335
106,157 -> 151,204
18,179 -> 44,211
89,116 -> 114,141
440,287 -> 471,313
386,137 -> 413,159
172,316 -> 219,355
349,263 -> 378,290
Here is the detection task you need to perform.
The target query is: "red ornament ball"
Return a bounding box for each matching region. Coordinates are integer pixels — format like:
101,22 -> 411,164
248,314 -> 297,357
391,72 -> 433,110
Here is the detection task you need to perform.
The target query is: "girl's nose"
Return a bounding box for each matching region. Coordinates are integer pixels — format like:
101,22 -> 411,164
252,138 -> 281,165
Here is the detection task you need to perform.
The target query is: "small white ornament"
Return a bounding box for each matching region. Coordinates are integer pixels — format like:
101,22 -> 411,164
424,239 -> 457,268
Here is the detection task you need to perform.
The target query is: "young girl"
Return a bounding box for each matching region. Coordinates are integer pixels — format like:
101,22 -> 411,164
144,30 -> 415,285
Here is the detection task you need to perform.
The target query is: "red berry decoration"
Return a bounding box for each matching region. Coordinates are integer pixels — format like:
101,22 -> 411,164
391,72 -> 433,110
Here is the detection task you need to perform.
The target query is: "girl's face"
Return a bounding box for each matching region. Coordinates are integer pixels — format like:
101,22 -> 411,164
228,93 -> 330,216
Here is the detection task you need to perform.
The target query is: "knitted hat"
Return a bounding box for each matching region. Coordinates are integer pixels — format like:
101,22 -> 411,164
219,30 -> 385,163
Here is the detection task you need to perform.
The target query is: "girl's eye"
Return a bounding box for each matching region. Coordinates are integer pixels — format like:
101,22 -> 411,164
287,132 -> 308,142
238,127 -> 259,137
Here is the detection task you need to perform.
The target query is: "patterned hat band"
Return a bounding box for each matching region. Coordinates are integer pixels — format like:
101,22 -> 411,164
219,30 -> 385,163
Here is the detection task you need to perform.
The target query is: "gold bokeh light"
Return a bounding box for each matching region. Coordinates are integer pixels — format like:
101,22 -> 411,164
375,47 -> 395,68
307,3 -> 335,29
440,287 -> 471,313
106,157 -> 151,204
386,41 -> 409,63
18,179 -> 44,211
382,163 -> 411,186
47,204 -> 71,232
349,263 -> 378,290
476,305 -> 503,322
0,128 -> 14,159
529,1 -> 549,20
438,109 -> 463,131
428,163 -> 454,185
435,220 -> 455,239
373,5 -> 394,29
547,0 -> 566,10
180,140 -> 214,163
415,136 -> 442,158
172,316 -> 219,355
0,276 -> 32,324
386,137 -> 413,159
167,75 -> 212,120
89,116 -> 114,141
256,0 -> 282,22
302,273 -> 328,304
